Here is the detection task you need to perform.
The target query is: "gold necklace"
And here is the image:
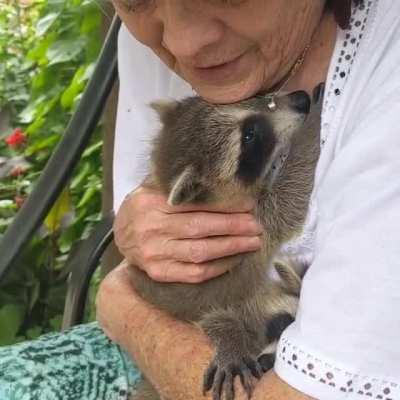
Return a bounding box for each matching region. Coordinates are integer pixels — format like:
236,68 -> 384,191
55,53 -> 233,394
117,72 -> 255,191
265,43 -> 311,111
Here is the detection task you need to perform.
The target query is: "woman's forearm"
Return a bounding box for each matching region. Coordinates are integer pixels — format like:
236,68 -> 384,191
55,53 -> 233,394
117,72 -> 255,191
97,263 -> 311,399
123,296 -> 312,400
123,300 -> 219,400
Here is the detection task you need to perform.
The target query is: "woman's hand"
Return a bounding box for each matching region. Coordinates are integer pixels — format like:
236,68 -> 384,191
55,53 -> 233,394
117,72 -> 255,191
113,185 -> 262,283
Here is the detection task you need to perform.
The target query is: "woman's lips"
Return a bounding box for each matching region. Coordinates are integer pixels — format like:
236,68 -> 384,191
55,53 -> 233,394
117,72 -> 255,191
187,52 -> 247,84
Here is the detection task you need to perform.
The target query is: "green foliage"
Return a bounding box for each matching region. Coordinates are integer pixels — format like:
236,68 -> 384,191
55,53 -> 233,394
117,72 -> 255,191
0,0 -> 105,345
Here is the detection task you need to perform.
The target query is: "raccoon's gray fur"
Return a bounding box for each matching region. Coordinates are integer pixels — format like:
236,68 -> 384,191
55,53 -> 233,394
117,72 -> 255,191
129,88 -> 322,400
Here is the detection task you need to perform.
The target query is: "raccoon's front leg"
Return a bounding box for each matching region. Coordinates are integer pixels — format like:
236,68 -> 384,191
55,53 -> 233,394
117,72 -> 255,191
199,308 -> 264,400
257,260 -> 301,373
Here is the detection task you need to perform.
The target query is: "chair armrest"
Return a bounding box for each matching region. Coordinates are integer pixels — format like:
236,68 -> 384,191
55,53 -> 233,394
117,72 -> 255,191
62,215 -> 114,330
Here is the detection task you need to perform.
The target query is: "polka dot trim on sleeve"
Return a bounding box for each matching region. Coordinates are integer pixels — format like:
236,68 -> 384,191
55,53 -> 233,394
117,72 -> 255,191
277,336 -> 400,399
279,0 -> 375,280
321,0 -> 373,147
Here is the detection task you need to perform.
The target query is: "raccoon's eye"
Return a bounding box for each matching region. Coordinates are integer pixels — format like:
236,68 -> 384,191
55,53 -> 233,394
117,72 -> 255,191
241,115 -> 265,145
237,114 -> 276,184
243,127 -> 256,144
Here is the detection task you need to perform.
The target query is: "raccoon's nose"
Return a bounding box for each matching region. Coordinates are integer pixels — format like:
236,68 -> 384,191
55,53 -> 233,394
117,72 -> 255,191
288,91 -> 311,114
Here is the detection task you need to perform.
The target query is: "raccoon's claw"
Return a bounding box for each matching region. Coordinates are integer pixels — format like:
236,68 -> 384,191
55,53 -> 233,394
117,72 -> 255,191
203,361 -> 217,395
203,355 -> 263,400
257,353 -> 275,373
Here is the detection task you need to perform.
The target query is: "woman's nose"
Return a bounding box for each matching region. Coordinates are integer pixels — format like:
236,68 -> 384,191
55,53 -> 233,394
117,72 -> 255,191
159,2 -> 225,60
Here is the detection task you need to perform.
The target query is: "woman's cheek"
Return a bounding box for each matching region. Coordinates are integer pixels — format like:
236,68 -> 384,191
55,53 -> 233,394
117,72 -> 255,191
114,6 -> 177,72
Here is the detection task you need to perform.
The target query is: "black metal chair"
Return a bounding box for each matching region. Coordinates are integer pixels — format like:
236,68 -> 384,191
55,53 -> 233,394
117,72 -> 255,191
0,16 -> 121,330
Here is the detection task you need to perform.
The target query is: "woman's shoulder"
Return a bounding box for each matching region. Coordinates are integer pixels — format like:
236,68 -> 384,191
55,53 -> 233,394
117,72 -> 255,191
330,0 -> 400,143
357,0 -> 400,91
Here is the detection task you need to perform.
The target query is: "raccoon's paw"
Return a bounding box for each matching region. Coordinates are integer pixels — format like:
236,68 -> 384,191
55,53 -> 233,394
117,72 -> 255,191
257,353 -> 275,373
202,353 -> 263,400
256,341 -> 278,373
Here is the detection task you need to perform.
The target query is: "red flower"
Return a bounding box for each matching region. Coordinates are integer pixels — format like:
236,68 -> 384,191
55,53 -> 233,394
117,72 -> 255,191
14,195 -> 25,208
5,128 -> 27,149
10,165 -> 26,178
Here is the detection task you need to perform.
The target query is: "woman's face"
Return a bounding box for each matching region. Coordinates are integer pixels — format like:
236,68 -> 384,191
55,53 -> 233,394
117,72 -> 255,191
114,0 -> 325,103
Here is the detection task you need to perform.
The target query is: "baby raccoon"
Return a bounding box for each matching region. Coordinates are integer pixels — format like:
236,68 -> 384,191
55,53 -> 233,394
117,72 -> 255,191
129,87 -> 322,400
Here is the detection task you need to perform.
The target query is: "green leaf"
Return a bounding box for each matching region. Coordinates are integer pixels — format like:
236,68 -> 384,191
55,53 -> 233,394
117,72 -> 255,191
26,326 -> 42,340
58,225 -> 77,253
0,200 -> 14,209
0,304 -> 25,345
18,94 -> 47,124
60,66 -> 85,109
82,140 -> 102,158
76,186 -> 97,209
31,67 -> 56,91
25,133 -> 60,155
70,161 -> 91,189
79,62 -> 95,83
18,102 -> 39,124
49,314 -> 62,331
26,116 -> 45,135
0,217 -> 14,230
44,188 -> 72,233
19,93 -> 60,125
47,0 -> 66,8
46,38 -> 85,66
84,34 -> 101,62
36,12 -> 60,37
27,33 -> 56,64
80,8 -> 101,34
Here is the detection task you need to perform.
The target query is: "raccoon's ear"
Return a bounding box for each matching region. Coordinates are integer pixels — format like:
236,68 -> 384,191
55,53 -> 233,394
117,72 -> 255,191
274,260 -> 302,295
150,100 -> 179,124
168,166 -> 206,206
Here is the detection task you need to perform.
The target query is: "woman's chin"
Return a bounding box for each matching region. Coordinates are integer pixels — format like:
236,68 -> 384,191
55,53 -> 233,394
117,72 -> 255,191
194,84 -> 260,104
192,74 -> 267,105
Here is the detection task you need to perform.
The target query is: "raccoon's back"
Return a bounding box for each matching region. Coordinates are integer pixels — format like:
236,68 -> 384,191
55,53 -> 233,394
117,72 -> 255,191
128,253 -> 267,322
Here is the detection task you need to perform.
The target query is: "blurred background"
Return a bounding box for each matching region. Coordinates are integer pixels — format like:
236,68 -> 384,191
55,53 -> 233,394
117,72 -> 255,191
0,0 -> 117,345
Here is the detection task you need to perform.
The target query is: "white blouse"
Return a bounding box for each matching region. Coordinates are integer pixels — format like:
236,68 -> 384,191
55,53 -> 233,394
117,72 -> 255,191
113,1 -> 400,398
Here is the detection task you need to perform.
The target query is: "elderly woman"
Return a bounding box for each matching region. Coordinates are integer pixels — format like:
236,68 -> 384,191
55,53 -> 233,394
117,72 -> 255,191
1,1 -> 399,399
96,0 -> 400,399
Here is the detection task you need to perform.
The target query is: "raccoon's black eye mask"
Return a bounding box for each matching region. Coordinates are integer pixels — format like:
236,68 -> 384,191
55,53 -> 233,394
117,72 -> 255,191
241,114 -> 275,147
237,114 -> 276,184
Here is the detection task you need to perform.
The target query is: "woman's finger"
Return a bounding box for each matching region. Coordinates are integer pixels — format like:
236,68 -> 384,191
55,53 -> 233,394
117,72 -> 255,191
164,211 -> 263,239
137,185 -> 255,214
161,235 -> 261,264
145,257 -> 243,283
160,198 -> 256,214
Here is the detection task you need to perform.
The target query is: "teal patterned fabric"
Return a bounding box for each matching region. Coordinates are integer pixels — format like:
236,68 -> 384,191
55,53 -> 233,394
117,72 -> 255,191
0,322 -> 142,399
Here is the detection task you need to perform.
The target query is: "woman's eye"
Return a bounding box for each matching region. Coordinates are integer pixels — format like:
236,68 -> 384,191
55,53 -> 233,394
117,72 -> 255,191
205,0 -> 248,8
121,0 -> 154,12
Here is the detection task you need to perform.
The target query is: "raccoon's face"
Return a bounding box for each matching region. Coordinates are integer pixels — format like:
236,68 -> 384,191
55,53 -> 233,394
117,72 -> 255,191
150,91 -> 310,206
